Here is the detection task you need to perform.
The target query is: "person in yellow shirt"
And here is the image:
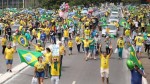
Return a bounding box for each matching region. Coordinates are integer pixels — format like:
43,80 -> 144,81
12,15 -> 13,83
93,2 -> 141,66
12,33 -> 17,47
31,42 -> 44,52
141,21 -> 145,32
59,42 -> 66,67
4,43 -> 16,72
82,38 -> 93,61
1,35 -> 7,54
34,56 -> 45,84
134,33 -> 144,57
31,28 -> 37,43
75,34 -> 81,52
84,27 -> 91,38
106,27 -> 110,36
45,27 -> 50,41
50,57 -> 60,84
68,39 -> 73,55
99,47 -> 113,84
117,36 -> 124,59
63,28 -> 69,46
43,48 -> 52,78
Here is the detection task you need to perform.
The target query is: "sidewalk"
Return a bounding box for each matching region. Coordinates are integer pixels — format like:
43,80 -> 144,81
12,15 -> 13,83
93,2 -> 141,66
141,53 -> 150,84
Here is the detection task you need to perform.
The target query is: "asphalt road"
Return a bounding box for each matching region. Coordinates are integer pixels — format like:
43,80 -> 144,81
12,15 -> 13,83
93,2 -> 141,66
3,29 -> 131,84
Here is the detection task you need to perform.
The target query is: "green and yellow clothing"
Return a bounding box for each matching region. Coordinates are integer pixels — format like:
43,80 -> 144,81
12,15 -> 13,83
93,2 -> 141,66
117,39 -> 124,48
35,62 -> 45,72
51,62 -> 60,76
100,54 -> 110,69
135,36 -> 144,46
5,48 -> 15,60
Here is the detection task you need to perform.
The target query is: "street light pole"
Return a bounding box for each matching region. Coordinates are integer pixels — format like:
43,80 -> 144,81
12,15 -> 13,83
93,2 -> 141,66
23,0 -> 25,8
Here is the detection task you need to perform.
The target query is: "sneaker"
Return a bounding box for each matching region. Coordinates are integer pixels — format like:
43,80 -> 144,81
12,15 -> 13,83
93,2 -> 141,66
7,69 -> 9,72
10,70 -> 12,72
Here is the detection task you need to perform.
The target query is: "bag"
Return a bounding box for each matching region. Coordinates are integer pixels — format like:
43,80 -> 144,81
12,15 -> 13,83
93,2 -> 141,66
114,48 -> 118,53
31,77 -> 38,84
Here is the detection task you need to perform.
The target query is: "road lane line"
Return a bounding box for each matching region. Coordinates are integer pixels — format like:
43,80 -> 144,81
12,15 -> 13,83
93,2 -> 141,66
72,81 -> 76,84
0,73 -> 3,76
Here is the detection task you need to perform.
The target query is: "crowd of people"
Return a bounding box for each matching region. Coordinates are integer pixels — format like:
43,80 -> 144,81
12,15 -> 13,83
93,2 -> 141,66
0,3 -> 150,84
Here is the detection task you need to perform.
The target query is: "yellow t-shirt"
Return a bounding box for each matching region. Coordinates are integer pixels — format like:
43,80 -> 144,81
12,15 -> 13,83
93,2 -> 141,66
68,41 -> 73,47
5,48 -> 15,60
12,36 -> 17,43
51,62 -> 60,76
59,45 -> 65,55
75,36 -> 81,44
44,52 -> 52,64
84,29 -> 90,36
37,32 -> 41,39
141,23 -> 145,27
19,26 -> 23,31
1,38 -> 7,46
100,54 -> 110,69
117,39 -> 124,48
45,28 -> 50,35
35,62 -> 45,72
135,36 -> 144,46
35,46 -> 44,52
32,29 -> 36,36
83,40 -> 92,47
63,29 -> 69,38
125,29 -> 130,36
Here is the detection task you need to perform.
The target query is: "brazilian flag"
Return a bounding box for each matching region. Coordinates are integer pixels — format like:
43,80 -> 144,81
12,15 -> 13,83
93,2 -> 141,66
17,49 -> 43,67
119,19 -> 130,29
126,46 -> 143,70
17,35 -> 28,47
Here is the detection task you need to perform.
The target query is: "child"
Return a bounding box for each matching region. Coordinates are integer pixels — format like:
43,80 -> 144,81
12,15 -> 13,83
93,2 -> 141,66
68,39 -> 73,55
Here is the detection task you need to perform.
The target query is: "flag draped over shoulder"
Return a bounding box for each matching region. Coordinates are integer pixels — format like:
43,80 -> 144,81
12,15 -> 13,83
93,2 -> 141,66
17,49 -> 43,67
17,35 -> 28,47
128,46 -> 143,69
119,19 -> 130,29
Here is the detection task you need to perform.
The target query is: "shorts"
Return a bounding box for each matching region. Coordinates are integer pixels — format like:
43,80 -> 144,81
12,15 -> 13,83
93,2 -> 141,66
69,47 -> 72,51
36,71 -> 45,78
136,46 -> 142,52
100,68 -> 109,78
6,60 -> 13,64
85,47 -> 89,54
89,48 -> 95,54
64,37 -> 68,42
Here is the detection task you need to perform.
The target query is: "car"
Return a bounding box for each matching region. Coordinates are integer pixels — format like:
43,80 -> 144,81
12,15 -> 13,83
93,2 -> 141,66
102,24 -> 118,37
108,16 -> 119,23
110,12 -> 119,18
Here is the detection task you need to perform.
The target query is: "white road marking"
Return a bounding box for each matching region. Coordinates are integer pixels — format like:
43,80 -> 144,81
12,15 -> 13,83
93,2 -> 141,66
72,81 -> 76,84
142,77 -> 148,84
0,73 -> 3,76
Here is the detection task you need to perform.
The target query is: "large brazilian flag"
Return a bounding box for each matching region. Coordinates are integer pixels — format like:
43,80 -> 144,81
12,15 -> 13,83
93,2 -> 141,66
17,49 -> 43,67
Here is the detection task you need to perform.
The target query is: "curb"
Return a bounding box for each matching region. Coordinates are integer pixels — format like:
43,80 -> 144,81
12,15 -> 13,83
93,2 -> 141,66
0,63 -> 28,84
